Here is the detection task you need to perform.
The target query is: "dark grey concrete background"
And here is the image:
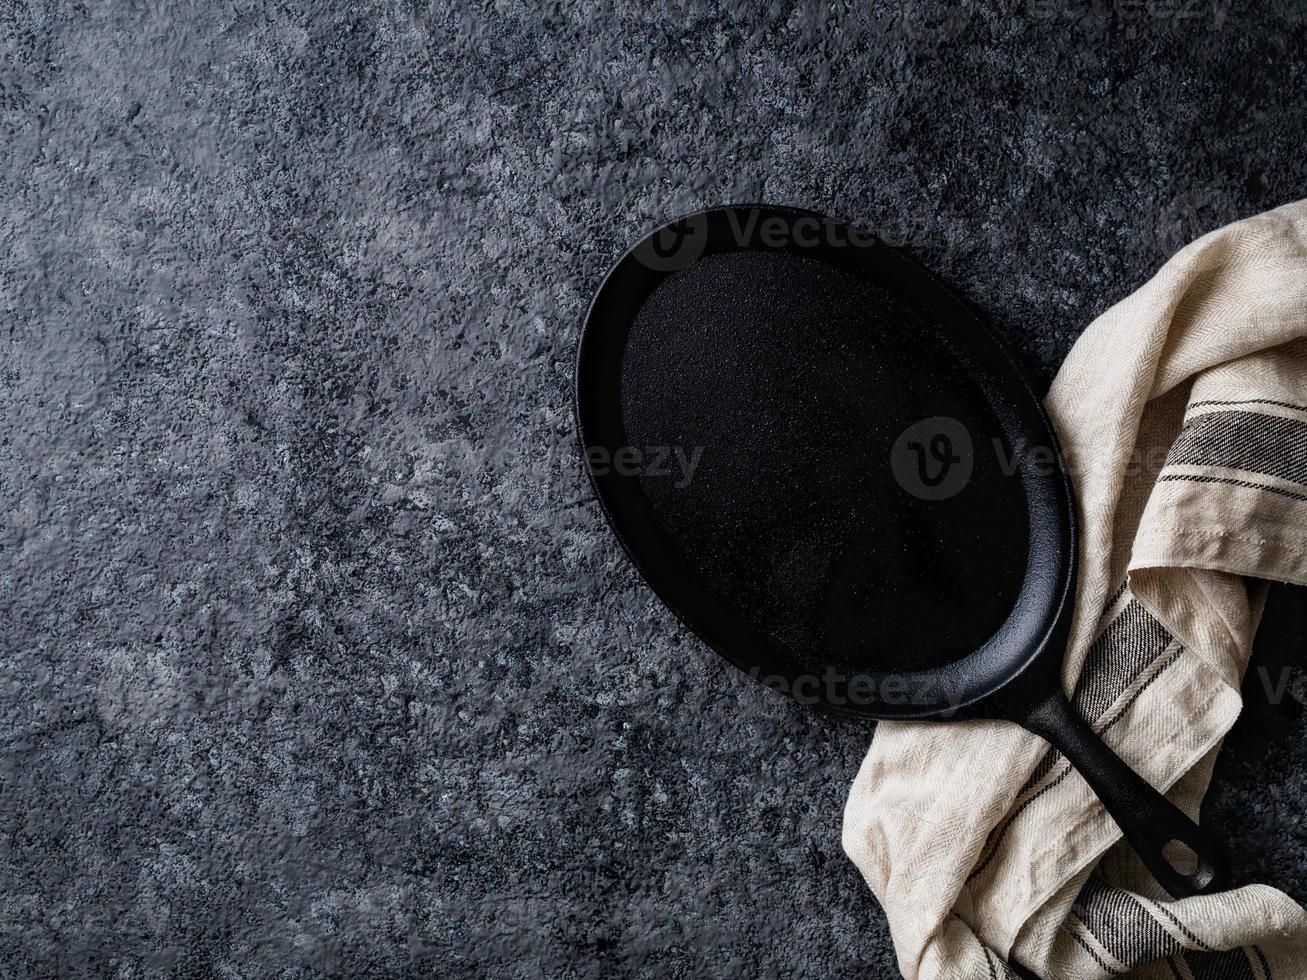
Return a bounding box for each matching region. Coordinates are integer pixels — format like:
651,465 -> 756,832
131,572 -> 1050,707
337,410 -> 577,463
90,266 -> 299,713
2,2 -> 1307,976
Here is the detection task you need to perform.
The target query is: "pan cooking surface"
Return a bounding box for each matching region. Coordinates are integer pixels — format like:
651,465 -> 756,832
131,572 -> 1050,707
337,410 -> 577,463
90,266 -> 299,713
619,248 -> 1028,674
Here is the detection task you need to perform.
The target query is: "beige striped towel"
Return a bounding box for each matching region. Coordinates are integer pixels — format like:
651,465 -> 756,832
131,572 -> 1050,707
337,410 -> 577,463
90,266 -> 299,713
843,200 -> 1307,979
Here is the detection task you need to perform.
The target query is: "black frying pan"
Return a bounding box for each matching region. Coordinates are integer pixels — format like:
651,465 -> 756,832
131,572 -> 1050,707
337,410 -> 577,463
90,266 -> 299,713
575,205 -> 1228,898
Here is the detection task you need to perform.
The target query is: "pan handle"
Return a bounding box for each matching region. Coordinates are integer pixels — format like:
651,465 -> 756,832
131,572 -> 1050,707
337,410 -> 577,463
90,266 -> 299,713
1021,690 -> 1230,898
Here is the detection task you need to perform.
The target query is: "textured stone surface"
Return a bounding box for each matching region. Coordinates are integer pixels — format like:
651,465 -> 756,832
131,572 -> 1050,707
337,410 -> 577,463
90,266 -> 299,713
2,1 -> 1306,976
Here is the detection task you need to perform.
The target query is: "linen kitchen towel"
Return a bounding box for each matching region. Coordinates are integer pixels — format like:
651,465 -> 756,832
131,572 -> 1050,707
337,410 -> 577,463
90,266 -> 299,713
843,199 -> 1307,979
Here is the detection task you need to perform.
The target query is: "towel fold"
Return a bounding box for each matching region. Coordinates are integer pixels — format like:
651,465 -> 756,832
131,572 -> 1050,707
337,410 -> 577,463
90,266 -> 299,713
843,200 -> 1307,979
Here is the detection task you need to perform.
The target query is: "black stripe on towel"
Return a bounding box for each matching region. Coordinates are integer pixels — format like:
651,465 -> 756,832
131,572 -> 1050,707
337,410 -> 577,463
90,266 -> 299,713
1189,398 -> 1307,413
1253,945 -> 1273,979
1073,876 -> 1178,966
1159,473 -> 1307,504
1023,600 -> 1174,788
1066,921 -> 1117,975
1074,880 -> 1268,979
1166,410 -> 1307,486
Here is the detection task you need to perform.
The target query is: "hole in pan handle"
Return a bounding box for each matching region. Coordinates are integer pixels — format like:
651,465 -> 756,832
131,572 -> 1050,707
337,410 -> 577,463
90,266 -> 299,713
1022,690 -> 1230,897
